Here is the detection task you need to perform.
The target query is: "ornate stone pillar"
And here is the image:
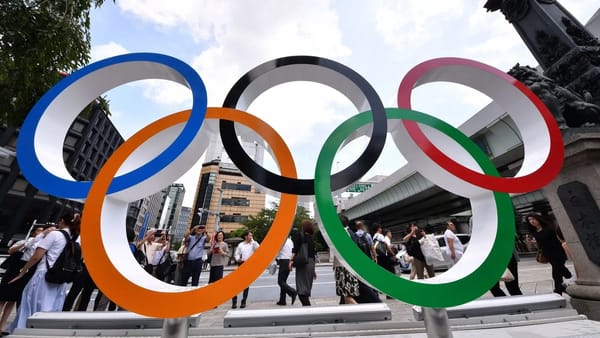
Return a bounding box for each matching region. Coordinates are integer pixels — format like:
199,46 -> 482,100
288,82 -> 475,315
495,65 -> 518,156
542,130 -> 600,320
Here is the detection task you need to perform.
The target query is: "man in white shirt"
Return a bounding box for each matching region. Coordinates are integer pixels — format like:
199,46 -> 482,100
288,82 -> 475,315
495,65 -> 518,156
232,231 -> 259,309
276,236 -> 297,306
372,226 -> 385,243
444,220 -> 464,266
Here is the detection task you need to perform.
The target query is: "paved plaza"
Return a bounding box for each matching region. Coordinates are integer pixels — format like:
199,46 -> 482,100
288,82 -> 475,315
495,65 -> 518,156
9,256 -> 600,337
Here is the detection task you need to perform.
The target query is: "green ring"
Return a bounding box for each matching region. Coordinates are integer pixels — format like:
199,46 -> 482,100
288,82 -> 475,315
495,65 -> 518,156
315,108 -> 514,307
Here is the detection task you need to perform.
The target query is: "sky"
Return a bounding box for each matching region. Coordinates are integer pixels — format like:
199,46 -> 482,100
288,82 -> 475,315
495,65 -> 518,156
87,0 -> 598,208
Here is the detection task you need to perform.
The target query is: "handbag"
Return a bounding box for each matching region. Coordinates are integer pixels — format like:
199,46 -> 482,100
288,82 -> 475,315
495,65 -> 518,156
292,234 -> 309,267
536,249 -> 549,264
153,251 -> 173,279
268,261 -> 278,275
421,234 -> 444,263
500,268 -> 514,282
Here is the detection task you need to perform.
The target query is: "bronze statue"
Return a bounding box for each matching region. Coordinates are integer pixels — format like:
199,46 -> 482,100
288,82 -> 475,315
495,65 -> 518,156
509,64 -> 600,129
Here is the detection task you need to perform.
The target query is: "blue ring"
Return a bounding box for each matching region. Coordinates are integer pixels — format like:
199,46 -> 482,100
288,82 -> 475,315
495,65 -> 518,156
17,53 -> 207,199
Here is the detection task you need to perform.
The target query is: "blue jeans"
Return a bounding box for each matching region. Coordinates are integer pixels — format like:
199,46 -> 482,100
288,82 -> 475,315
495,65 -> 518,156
180,258 -> 203,286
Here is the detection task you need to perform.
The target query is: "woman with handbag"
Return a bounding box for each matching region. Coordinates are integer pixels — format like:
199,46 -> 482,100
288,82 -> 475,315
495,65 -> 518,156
208,231 -> 229,284
0,225 -> 45,334
402,224 -> 435,280
289,220 -> 317,306
527,213 -> 573,295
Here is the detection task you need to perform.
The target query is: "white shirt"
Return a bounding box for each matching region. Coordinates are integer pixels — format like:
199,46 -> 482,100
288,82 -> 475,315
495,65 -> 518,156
151,246 -> 169,265
373,233 -> 385,242
21,233 -> 45,261
36,229 -> 70,272
383,236 -> 392,246
444,229 -> 464,256
142,241 -> 164,264
235,240 -> 259,262
277,237 -> 293,260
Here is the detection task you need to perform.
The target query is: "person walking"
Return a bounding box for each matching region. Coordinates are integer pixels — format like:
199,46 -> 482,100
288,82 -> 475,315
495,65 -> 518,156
490,248 -> 523,297
289,220 -> 317,306
444,220 -> 464,267
232,231 -> 259,309
527,213 -> 573,295
8,211 -> 81,332
403,223 -> 435,280
208,231 -> 229,284
275,235 -> 297,306
334,215 -> 359,305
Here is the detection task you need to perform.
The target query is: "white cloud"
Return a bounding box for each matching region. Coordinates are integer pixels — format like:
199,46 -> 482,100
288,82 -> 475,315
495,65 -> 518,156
137,80 -> 193,107
375,0 -> 466,50
90,42 -> 129,62
92,0 -> 600,207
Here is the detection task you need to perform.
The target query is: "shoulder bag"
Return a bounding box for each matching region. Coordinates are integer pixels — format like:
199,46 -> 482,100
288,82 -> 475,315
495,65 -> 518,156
292,234 -> 309,267
536,249 -> 549,264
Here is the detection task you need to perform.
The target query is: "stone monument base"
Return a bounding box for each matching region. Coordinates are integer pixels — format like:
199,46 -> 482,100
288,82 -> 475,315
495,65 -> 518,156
542,130 -> 600,321
568,284 -> 600,321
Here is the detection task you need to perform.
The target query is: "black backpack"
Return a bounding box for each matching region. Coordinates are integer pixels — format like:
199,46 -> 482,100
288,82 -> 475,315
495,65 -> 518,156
375,240 -> 388,257
45,230 -> 83,284
355,232 -> 373,259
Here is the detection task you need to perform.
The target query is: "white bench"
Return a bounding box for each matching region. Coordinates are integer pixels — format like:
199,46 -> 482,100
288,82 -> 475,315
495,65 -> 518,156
223,303 -> 391,328
412,293 -> 567,320
24,311 -> 201,329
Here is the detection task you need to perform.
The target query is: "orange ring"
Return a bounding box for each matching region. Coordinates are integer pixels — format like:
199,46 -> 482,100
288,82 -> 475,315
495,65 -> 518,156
82,108 -> 298,318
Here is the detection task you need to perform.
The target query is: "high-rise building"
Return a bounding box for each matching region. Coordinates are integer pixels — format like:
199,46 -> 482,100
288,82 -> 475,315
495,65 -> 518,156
158,183 -> 185,234
191,160 -> 266,234
173,206 -> 191,244
0,103 -> 124,246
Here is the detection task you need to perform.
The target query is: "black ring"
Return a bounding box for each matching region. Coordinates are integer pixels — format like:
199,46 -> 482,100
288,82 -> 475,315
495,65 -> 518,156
221,55 -> 386,195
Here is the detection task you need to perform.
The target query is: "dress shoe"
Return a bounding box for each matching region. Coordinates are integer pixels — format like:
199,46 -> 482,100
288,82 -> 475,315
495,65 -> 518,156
232,303 -> 237,309
276,301 -> 286,306
240,301 -> 246,309
291,292 -> 297,305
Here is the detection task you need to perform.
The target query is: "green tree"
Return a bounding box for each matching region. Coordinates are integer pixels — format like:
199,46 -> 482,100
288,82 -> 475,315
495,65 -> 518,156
236,203 -> 331,251
0,0 -> 113,127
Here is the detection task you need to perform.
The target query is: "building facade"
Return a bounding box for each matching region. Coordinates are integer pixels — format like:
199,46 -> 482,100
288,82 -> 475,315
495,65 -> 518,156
158,183 -> 185,233
0,103 -> 124,247
173,206 -> 191,244
191,160 -> 266,234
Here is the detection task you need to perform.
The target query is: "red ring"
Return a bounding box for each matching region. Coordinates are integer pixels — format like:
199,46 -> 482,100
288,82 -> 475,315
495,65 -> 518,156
397,57 -> 563,193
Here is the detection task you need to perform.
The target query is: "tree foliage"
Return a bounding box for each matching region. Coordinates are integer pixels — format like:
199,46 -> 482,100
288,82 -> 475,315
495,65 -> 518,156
0,0 -> 113,127
235,203 -> 329,251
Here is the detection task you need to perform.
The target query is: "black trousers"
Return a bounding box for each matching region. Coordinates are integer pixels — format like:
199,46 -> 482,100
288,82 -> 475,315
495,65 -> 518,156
232,261 -> 249,304
277,259 -> 296,303
550,258 -> 572,294
62,264 -> 97,311
490,255 -> 522,297
179,258 -> 203,286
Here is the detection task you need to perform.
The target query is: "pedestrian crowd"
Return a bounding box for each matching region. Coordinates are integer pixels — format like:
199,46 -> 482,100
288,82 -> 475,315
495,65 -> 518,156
0,211 -> 577,334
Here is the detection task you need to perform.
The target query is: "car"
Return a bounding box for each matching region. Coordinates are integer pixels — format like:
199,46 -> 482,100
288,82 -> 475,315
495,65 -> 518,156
395,248 -> 412,274
431,233 -> 471,271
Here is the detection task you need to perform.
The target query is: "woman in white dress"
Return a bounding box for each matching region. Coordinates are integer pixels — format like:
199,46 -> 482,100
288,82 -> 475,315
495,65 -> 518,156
8,211 -> 80,332
0,225 -> 45,334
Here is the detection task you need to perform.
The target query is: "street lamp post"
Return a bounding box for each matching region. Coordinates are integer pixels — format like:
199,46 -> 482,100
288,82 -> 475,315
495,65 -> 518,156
214,188 -> 223,232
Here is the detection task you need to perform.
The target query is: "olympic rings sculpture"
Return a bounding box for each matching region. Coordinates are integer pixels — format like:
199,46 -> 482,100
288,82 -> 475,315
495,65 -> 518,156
17,53 -> 563,318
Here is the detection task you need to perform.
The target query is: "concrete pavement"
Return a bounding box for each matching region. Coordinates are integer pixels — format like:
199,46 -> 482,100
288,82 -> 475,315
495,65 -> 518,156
12,261 -> 600,337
